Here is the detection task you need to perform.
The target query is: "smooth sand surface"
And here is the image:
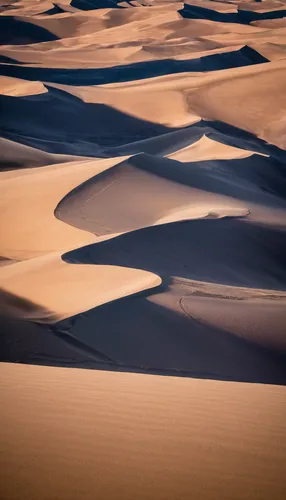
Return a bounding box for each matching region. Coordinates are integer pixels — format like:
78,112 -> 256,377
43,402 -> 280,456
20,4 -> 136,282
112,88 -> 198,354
0,363 -> 286,500
0,156 -> 130,258
0,137 -> 92,169
0,254 -> 161,321
1,0 -> 286,499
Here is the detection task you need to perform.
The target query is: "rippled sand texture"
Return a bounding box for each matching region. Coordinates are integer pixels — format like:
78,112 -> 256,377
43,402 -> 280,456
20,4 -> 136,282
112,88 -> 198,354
0,0 -> 286,499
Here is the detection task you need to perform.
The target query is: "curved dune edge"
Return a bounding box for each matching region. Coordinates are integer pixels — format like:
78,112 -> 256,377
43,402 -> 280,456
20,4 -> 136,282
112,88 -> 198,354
0,76 -> 47,96
55,153 -> 250,237
0,137 -> 93,170
0,142 -> 260,261
0,252 -> 162,322
0,43 -> 248,68
0,156 -> 129,259
49,80 -> 202,128
48,58 -> 286,148
166,134 -> 266,161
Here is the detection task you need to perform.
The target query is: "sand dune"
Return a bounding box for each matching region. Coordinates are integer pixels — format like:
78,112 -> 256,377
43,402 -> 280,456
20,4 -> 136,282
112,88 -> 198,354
1,1 -> 286,499
63,217 -> 286,290
0,42 -> 260,68
0,137 -> 91,169
182,295 -> 286,351
55,154 -> 248,236
0,253 -> 161,321
0,156 -> 129,258
1,0 -> 286,376
33,58 -> 286,147
0,75 -> 47,96
167,133 -> 260,160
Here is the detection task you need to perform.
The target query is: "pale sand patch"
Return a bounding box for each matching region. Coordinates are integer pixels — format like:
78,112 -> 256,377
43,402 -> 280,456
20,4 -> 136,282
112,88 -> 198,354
0,156 -> 129,259
0,252 -> 161,321
0,363 -> 285,500
167,134 -> 264,161
0,76 -> 47,96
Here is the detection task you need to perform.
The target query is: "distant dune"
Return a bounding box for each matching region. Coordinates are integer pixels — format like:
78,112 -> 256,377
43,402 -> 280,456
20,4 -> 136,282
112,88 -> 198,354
0,0 -> 286,499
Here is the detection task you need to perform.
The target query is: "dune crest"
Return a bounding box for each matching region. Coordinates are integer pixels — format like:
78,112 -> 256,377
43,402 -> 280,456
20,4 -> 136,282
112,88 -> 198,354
0,253 -> 161,322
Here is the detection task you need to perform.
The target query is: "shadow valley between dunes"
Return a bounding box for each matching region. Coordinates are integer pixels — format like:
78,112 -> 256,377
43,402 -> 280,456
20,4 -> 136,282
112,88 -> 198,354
55,152 -> 286,241
0,46 -> 268,84
62,218 -> 286,290
1,292 -> 286,385
0,89 -> 176,152
179,3 -> 286,25
2,116 -> 286,163
0,16 -> 59,45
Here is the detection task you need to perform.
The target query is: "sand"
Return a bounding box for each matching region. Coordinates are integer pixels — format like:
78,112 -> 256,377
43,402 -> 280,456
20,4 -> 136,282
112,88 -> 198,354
0,363 -> 286,500
1,0 -> 286,499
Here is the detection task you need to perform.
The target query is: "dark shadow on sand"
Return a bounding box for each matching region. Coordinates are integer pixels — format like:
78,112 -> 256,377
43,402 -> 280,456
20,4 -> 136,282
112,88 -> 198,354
1,76 -> 285,161
1,82 -> 286,161
44,4 -> 66,15
63,218 -> 286,290
179,3 -> 286,24
0,47 -> 268,85
71,0 -> 126,9
105,119 -> 286,163
0,87 -> 176,153
0,55 -> 22,64
30,294 -> 286,384
0,16 -> 59,45
132,153 -> 286,201
55,152 -> 286,239
1,291 -> 286,385
195,121 -> 286,163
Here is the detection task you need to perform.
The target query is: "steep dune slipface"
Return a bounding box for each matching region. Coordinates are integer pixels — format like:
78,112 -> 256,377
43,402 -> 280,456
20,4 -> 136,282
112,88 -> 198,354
1,1 -> 286,498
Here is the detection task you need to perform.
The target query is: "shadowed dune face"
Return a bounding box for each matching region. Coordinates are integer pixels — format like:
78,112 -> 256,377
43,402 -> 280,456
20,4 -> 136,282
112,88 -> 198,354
63,218 -> 286,289
1,0 -> 286,387
0,46 -> 268,80
180,3 -> 286,24
52,295 -> 286,385
0,16 -> 59,44
0,89 -> 179,152
55,155 -> 250,236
